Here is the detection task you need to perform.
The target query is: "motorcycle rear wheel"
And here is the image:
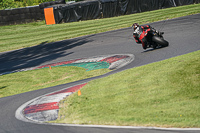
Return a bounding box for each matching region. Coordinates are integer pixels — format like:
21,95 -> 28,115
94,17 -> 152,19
152,36 -> 169,47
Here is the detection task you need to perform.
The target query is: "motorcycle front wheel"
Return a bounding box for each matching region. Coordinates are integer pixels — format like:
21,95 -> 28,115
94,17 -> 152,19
152,36 -> 169,47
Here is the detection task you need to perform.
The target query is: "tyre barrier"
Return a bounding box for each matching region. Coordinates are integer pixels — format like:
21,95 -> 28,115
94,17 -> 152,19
0,0 -> 65,26
39,0 -> 66,9
0,0 -> 200,26
0,6 -> 44,26
100,0 -> 119,18
44,0 -> 200,25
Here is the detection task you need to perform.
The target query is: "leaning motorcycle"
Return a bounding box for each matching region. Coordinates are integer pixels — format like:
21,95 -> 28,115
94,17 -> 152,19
144,29 -> 169,49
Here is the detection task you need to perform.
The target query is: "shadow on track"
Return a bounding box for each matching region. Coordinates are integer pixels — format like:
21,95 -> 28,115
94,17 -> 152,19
142,46 -> 169,53
0,38 -> 92,73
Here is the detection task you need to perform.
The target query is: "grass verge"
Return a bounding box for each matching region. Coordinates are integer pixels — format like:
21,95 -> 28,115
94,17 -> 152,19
53,50 -> 200,128
0,3 -> 200,52
0,67 -> 110,98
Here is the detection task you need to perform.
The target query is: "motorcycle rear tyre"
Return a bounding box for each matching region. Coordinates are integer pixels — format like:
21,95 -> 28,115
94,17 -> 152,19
152,36 -> 169,47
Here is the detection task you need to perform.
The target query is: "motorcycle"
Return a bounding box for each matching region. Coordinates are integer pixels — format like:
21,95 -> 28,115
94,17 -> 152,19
145,29 -> 169,49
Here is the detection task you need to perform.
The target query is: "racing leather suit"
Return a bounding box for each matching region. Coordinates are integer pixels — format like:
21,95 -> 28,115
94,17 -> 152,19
133,25 -> 153,49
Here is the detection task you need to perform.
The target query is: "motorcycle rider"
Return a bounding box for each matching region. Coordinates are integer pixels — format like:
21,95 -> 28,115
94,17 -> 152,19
132,23 -> 154,49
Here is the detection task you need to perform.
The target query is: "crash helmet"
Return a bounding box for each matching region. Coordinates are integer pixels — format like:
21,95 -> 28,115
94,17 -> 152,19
132,23 -> 139,31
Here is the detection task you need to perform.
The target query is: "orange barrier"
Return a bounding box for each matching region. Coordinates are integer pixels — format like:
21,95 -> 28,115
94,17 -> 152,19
78,90 -> 81,96
44,7 -> 55,25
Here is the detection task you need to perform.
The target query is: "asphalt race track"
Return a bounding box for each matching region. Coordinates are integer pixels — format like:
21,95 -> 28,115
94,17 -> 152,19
0,14 -> 200,133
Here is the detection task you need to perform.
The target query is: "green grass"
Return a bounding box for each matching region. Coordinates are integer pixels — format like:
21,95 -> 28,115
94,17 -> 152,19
53,50 -> 200,128
0,66 -> 110,98
1,3 -> 200,52
1,3 -> 200,128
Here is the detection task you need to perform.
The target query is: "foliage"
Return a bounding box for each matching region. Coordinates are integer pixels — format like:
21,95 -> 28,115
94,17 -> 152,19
0,0 -> 81,10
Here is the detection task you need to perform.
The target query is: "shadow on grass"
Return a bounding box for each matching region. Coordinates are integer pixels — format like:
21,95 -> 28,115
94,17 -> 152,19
0,86 -> 6,90
0,37 -> 93,74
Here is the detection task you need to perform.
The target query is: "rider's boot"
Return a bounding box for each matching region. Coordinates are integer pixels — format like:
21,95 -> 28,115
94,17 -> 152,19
142,42 -> 147,49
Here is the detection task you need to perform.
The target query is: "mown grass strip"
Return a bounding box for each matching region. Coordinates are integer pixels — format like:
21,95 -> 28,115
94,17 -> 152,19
0,3 -> 200,52
0,66 -> 110,98
1,5 -> 199,39
54,50 -> 200,128
0,7 -> 197,46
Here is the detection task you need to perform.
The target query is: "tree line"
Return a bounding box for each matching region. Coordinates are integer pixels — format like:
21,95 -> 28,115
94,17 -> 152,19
0,0 -> 82,10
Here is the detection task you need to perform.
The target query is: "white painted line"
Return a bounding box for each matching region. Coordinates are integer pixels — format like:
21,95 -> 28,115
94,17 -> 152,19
36,122 -> 200,131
